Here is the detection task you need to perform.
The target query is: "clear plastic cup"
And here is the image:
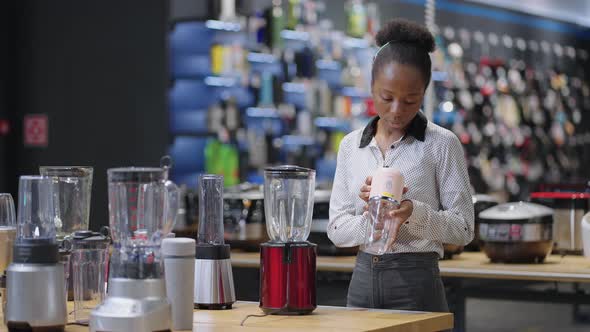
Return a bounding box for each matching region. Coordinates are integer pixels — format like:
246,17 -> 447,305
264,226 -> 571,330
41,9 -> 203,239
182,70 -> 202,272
59,247 -> 72,302
71,230 -> 110,324
363,168 -> 404,255
363,197 -> 400,255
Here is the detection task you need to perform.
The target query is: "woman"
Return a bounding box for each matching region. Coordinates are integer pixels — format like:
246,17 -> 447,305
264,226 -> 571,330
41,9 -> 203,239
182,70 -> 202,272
328,18 -> 474,312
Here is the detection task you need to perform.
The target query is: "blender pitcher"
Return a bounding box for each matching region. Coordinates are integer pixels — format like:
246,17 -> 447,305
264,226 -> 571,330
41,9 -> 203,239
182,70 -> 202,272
90,164 -> 179,332
106,166 -> 178,279
39,166 -> 93,241
40,166 -> 93,301
197,175 -> 225,245
264,166 -> 315,242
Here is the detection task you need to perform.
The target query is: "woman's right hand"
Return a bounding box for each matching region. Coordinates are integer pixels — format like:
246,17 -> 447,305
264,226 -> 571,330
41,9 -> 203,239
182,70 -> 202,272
359,176 -> 372,203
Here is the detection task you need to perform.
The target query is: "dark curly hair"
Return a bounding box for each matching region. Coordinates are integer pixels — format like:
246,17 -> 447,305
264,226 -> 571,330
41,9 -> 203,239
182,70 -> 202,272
372,19 -> 435,89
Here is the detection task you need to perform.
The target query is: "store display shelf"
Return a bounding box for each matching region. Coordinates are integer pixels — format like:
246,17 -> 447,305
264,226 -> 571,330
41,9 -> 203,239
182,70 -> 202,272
204,19 -> 242,32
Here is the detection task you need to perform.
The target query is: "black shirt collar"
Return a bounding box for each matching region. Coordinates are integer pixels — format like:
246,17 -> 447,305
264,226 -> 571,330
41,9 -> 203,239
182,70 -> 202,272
359,111 -> 427,148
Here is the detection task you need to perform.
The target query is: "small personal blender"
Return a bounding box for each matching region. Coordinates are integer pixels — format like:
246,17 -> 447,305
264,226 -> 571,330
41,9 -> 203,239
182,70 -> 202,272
193,174 -> 236,310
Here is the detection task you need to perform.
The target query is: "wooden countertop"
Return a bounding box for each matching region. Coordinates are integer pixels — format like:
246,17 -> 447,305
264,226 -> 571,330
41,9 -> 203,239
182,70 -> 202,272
0,301 -> 452,332
231,251 -> 590,283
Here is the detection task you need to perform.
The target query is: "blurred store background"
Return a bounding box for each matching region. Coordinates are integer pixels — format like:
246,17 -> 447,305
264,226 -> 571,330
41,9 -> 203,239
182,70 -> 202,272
1,1 -> 590,331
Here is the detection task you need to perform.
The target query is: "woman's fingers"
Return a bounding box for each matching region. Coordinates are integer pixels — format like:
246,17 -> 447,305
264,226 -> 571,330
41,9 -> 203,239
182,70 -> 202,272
373,221 -> 384,231
386,220 -> 403,250
359,184 -> 371,202
358,177 -> 373,202
385,231 -> 396,250
360,184 -> 371,193
359,191 -> 370,202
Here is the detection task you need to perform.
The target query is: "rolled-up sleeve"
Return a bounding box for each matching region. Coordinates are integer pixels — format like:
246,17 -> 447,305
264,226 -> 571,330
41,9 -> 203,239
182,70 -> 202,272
405,135 -> 475,245
327,137 -> 368,248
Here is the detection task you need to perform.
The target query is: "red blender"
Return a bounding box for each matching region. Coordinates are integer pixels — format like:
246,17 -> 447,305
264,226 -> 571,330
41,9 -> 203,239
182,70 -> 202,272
259,166 -> 317,315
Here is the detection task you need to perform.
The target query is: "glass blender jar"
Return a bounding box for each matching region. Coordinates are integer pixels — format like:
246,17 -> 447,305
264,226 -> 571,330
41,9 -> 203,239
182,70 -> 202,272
260,165 -> 317,315
6,176 -> 67,331
90,165 -> 179,332
39,166 -> 93,241
40,166 -> 93,301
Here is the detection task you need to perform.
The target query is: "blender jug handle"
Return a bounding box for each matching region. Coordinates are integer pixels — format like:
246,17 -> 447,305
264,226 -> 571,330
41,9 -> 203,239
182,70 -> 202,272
160,155 -> 173,174
161,155 -> 179,235
163,180 -> 180,236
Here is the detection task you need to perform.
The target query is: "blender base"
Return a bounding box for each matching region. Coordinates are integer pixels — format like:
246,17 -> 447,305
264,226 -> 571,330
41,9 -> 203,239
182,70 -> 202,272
89,278 -> 171,332
194,244 -> 236,310
195,303 -> 233,310
260,307 -> 316,315
6,323 -> 65,332
6,264 -> 67,331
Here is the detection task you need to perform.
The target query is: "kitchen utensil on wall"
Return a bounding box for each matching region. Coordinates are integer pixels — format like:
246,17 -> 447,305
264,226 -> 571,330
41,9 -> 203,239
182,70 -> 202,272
433,25 -> 590,202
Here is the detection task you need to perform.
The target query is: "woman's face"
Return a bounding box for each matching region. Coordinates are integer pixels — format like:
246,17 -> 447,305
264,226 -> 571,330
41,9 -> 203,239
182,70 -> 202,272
372,62 -> 425,132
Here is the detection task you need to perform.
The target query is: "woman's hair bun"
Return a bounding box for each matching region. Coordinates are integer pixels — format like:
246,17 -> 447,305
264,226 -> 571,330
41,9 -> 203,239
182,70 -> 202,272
375,18 -> 435,53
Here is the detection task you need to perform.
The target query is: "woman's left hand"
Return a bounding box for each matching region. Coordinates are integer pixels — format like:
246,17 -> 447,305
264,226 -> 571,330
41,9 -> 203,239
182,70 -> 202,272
385,199 -> 414,250
391,200 -> 413,224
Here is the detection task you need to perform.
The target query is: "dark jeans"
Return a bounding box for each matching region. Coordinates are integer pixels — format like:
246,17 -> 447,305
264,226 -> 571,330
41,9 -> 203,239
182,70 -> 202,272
347,251 -> 449,312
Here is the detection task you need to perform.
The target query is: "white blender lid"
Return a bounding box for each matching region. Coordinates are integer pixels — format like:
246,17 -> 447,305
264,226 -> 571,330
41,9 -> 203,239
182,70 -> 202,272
264,165 -> 315,178
479,201 -> 554,220
162,238 -> 196,256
